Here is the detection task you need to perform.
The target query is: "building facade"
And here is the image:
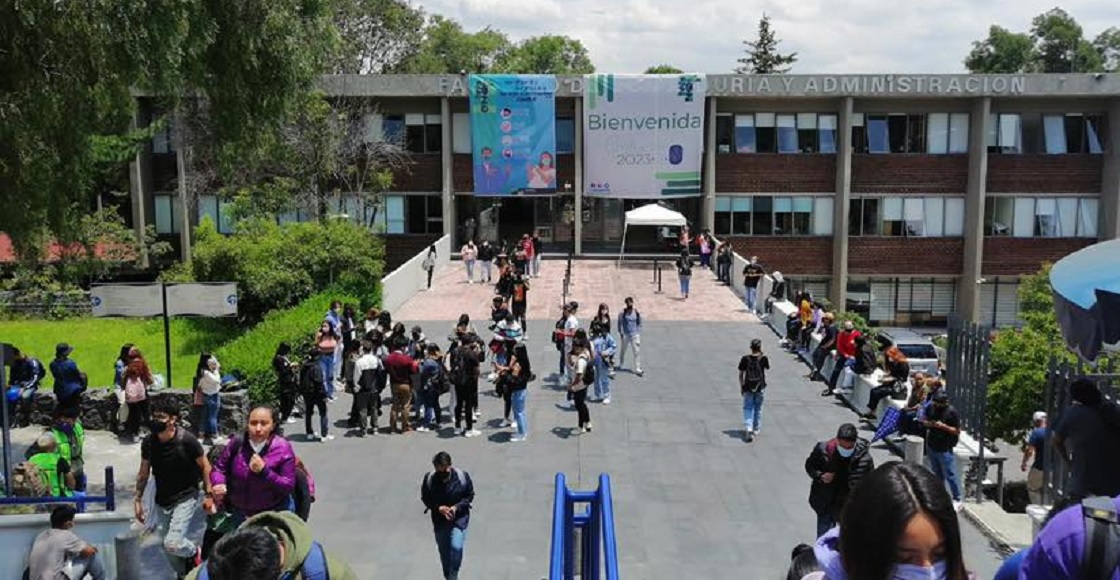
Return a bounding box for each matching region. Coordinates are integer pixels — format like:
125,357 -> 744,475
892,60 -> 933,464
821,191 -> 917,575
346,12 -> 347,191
129,73 -> 1120,327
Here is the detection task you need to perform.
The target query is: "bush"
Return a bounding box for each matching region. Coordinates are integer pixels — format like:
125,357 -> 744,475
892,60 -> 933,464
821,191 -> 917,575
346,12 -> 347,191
215,289 -> 363,405
832,310 -> 874,340
177,217 -> 384,323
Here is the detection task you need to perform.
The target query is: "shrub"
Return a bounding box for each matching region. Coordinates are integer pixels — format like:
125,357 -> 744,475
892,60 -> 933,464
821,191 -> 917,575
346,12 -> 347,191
832,310 -> 874,340
215,289 -> 362,405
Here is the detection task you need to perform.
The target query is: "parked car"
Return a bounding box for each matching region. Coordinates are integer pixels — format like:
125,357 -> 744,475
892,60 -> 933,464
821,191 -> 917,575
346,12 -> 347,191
877,328 -> 942,377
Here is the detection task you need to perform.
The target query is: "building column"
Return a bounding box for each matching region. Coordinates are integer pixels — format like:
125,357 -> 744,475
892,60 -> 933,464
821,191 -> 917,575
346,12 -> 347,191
574,97 -> 584,255
175,146 -> 192,262
958,97 -> 991,322
129,109 -> 150,268
703,97 -> 718,232
440,97 -> 456,242
830,97 -> 854,310
1100,98 -> 1120,241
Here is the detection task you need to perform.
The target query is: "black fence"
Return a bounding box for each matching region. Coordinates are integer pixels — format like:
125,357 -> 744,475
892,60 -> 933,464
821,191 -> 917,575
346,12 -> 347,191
945,315 -> 993,501
1041,358 -> 1119,505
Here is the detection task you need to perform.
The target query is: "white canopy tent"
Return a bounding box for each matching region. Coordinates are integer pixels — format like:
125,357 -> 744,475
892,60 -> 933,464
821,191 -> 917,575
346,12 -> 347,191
618,203 -> 689,264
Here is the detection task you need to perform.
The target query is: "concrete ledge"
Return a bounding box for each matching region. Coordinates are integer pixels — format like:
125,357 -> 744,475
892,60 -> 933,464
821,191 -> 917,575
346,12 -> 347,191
961,501 -> 1031,553
0,511 -> 133,580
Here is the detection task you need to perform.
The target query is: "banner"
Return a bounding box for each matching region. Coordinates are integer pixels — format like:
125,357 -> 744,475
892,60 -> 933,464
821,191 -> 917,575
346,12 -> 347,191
469,74 -> 557,196
165,283 -> 238,317
583,73 -> 706,198
90,284 -> 163,317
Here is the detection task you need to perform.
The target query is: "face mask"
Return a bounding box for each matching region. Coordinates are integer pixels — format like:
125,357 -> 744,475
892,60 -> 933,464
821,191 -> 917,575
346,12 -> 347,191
149,420 -> 168,434
438,471 -> 452,482
57,423 -> 74,434
837,445 -> 855,458
892,561 -> 947,580
542,158 -> 552,167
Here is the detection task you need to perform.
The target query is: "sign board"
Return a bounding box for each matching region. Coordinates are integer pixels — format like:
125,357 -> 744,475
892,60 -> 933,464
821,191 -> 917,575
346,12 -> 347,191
582,73 -> 706,199
90,284 -> 163,317
165,283 -> 238,317
469,74 -> 557,196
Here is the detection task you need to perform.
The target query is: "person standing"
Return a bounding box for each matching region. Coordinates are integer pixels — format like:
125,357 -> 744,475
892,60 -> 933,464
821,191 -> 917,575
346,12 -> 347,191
135,401 -> 213,577
460,240 -> 478,284
589,322 -> 617,405
1022,411 -> 1048,506
477,240 -> 494,284
738,338 -> 770,442
741,256 -> 765,314
451,336 -> 483,438
28,506 -> 107,580
272,343 -> 300,425
210,405 -> 297,527
1052,379 -> 1120,499
418,344 -> 446,432
569,341 -> 593,433
198,355 -> 224,444
922,391 -> 963,510
121,349 -> 155,441
716,242 -> 732,284
49,343 -> 87,416
510,269 -> 530,332
8,347 -> 44,428
698,230 -> 713,270
804,423 -> 874,538
530,233 -> 543,278
558,302 -> 580,382
298,349 -> 331,442
324,301 -> 344,393
676,249 -> 693,299
506,344 -> 531,442
422,244 -> 437,290
618,297 -> 643,377
421,451 -> 475,580
827,320 -> 861,394
386,339 -> 419,434
351,340 -> 383,436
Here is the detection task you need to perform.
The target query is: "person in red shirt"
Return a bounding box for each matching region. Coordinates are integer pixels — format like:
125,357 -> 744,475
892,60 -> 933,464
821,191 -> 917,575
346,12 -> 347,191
521,234 -> 536,278
828,320 -> 861,393
384,340 -> 419,434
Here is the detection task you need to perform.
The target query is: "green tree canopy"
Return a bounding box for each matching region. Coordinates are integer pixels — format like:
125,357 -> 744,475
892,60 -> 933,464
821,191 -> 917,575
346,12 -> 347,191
496,35 -> 595,74
964,8 -> 1111,73
735,14 -> 798,74
645,64 -> 684,74
331,0 -> 427,74
1092,27 -> 1120,72
393,15 -> 511,73
964,26 -> 1036,73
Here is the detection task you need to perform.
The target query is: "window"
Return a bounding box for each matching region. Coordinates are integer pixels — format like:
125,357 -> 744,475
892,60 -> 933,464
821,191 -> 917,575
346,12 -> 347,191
755,113 -> 776,153
854,114 -> 936,153
980,279 -> 1023,328
927,113 -> 970,154
777,115 -> 798,153
557,118 -> 575,154
154,194 -> 179,234
151,121 -> 175,154
850,196 -> 965,237
797,113 -> 819,153
380,195 -> 406,233
714,196 -> 832,236
987,114 -> 1022,154
382,115 -> 405,145
733,113 -> 837,154
819,114 -> 838,154
866,115 -> 890,153
198,195 -> 235,234
734,115 -> 756,153
715,114 -> 734,154
1044,114 -> 1107,154
401,113 -> 442,153
452,113 -> 471,154
985,196 -> 1098,237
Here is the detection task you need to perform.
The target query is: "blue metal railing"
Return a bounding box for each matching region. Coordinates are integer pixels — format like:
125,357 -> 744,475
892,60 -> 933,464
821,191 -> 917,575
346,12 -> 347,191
549,472 -> 620,580
0,466 -> 116,513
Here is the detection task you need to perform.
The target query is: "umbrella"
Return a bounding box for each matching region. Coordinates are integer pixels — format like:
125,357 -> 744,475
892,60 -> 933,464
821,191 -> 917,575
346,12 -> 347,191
1050,239 -> 1120,361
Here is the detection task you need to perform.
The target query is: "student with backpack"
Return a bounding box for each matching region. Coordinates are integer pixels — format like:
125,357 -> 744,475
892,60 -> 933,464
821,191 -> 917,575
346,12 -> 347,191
676,249 -> 694,299
569,340 -> 593,434
19,432 -> 75,498
420,451 -> 475,580
738,339 -> 770,442
451,335 -> 483,438
418,344 -> 449,432
209,405 -> 297,527
122,350 -> 155,442
298,349 -> 332,442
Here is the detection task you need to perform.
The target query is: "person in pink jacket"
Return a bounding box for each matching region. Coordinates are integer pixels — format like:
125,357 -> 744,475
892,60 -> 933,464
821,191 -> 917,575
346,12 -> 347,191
210,406 -> 297,523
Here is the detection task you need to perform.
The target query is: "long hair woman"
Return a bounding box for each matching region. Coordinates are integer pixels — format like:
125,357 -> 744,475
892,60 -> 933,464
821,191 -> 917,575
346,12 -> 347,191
121,347 -> 153,440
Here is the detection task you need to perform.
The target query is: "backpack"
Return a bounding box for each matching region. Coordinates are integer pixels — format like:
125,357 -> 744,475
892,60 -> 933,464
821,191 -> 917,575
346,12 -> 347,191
678,259 -> 692,277
553,317 -> 567,350
124,376 -> 147,403
423,469 -> 469,498
10,461 -> 49,497
425,364 -> 451,396
581,356 -> 596,386
1081,496 -> 1120,580
299,361 -> 325,396
741,355 -> 765,393
198,540 -> 329,580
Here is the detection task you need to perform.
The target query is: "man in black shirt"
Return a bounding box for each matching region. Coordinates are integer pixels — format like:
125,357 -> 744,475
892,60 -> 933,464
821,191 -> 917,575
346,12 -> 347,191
135,401 -> 213,577
923,390 -> 963,509
804,423 -> 874,537
811,314 -> 838,391
421,451 -> 475,580
741,256 -> 766,314
510,271 -> 530,332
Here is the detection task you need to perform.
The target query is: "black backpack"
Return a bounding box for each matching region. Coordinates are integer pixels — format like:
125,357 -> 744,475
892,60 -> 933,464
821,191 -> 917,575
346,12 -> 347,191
741,355 -> 765,393
553,317 -> 567,351
299,360 -> 325,396
1082,496 -> 1120,579
581,356 -> 595,385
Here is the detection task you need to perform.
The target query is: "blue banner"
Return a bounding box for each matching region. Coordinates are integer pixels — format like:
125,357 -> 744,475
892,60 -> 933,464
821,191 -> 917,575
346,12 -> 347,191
469,74 -> 557,196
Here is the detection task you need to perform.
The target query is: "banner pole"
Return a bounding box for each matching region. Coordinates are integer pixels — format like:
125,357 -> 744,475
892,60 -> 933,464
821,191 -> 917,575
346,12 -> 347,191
1,345 -> 12,497
162,284 -> 173,389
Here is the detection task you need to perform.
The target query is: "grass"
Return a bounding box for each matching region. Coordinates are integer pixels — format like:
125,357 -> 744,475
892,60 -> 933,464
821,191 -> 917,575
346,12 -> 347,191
0,317 -> 239,389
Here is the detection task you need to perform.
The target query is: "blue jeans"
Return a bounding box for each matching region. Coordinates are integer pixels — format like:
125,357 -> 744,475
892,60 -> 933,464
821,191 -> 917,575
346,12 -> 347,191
67,551 -> 107,580
532,254 -> 542,277
319,352 -> 335,398
423,390 -> 442,428
511,389 -> 527,437
927,449 -> 962,501
742,391 -> 764,432
816,512 -> 836,538
744,286 -> 758,312
679,275 -> 691,296
204,393 -> 220,435
481,260 -> 492,281
155,492 -> 201,576
465,259 -> 475,281
434,525 -> 467,580
593,358 -> 611,400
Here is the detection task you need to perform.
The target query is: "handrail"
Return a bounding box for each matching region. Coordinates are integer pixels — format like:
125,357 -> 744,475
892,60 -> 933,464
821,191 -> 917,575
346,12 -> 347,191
600,474 -> 620,580
549,473 -> 567,579
0,466 -> 116,513
549,472 -> 619,580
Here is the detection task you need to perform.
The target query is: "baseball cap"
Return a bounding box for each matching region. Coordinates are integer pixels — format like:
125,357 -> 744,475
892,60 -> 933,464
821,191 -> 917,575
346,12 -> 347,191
836,423 -> 859,441
932,391 -> 950,403
1032,411 -> 1047,422
55,343 -> 73,357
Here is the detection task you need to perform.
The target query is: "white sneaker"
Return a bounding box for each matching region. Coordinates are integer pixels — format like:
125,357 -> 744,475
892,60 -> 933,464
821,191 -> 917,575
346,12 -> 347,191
608,372 -> 616,379
213,436 -> 227,445
285,417 -> 297,424
511,421 -> 519,430
465,429 -> 482,438
635,369 -> 644,377
487,372 -> 497,382
586,422 -> 593,432
307,433 -> 321,441
953,501 -> 963,513
416,426 -> 431,433
510,435 -> 526,442
501,419 -> 512,427
602,398 -> 611,405
324,434 -> 335,441
473,410 -> 481,419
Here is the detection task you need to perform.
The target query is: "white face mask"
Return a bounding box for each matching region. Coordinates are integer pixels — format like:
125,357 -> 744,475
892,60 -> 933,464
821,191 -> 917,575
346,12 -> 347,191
892,561 -> 947,580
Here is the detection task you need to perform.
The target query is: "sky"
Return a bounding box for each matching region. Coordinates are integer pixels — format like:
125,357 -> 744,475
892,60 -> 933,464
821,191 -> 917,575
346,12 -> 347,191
412,0 -> 1120,73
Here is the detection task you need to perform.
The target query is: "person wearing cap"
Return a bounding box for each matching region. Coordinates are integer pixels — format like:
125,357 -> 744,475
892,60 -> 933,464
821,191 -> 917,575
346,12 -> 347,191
1022,411 -> 1048,505
922,390 -> 963,510
49,343 -> 88,415
804,423 -> 874,538
826,320 -> 861,395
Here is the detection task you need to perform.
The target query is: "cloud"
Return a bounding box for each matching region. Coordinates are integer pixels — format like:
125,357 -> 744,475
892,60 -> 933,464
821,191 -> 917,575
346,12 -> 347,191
414,0 -> 1120,73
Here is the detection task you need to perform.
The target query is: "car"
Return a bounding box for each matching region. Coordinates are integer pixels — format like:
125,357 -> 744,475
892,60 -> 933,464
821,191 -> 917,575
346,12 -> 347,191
877,327 -> 942,377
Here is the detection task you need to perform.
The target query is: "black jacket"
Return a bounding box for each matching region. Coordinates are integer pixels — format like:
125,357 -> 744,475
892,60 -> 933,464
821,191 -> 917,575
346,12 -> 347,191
805,438 -> 874,514
421,468 -> 475,530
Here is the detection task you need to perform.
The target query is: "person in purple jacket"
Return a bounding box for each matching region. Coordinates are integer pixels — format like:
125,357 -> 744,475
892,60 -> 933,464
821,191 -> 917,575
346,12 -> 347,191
210,405 -> 297,524
1018,493 -> 1120,579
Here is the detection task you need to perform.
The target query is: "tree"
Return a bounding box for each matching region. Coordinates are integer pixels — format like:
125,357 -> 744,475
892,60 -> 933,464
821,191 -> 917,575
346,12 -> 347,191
1093,27 -> 1120,72
964,26 -> 1037,73
496,35 -> 595,74
331,0 -> 426,74
393,15 -> 511,73
645,64 -> 683,74
1029,8 -> 1103,73
735,14 -> 797,74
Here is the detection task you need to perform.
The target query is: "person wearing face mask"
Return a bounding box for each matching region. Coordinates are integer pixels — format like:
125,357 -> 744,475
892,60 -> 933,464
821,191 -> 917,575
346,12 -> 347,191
32,406 -> 87,493
135,401 -> 214,577
922,391 -> 964,511
421,451 -> 475,580
801,461 -> 973,580
210,406 -> 297,530
528,151 -> 556,189
805,423 -> 874,538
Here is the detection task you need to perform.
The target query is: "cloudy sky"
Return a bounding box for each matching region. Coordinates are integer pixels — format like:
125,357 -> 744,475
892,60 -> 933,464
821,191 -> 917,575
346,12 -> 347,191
412,0 -> 1119,73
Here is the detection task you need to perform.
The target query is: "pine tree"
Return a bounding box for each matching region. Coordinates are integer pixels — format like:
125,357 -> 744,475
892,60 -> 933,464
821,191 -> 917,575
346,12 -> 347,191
735,14 -> 798,74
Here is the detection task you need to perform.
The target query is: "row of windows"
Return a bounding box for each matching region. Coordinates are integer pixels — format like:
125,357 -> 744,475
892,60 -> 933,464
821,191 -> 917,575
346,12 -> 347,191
987,113 -> 1105,155
985,197 -> 1098,238
846,278 -> 959,325
851,113 -> 970,154
714,196 -> 834,236
849,197 -> 966,237
716,113 -> 839,154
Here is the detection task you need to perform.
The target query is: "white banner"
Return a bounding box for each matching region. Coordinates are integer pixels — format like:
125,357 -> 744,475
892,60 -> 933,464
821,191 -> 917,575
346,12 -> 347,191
583,73 -> 706,198
165,283 -> 238,317
90,284 -> 164,317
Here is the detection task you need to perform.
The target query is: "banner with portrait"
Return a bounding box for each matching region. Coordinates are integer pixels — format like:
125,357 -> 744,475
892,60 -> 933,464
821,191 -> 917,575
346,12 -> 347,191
469,74 -> 557,196
582,73 -> 706,198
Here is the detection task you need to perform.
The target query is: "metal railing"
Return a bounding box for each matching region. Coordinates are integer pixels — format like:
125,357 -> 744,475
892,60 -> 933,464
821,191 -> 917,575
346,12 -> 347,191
550,472 -> 619,580
945,314 -> 993,502
0,466 -> 116,513
1042,358 -> 1118,505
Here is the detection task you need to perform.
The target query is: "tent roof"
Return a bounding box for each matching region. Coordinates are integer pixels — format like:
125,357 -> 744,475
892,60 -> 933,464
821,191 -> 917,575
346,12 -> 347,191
624,203 -> 688,227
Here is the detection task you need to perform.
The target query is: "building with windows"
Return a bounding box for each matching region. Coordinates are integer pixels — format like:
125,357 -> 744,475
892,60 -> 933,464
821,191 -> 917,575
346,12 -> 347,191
129,73 -> 1120,328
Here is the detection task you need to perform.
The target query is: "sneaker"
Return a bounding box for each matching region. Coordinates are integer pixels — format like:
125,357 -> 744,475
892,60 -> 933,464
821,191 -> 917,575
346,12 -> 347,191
744,430 -> 754,442
511,421 -> 519,430
465,429 -> 482,438
416,426 -> 431,433
324,434 -> 335,441
953,501 -> 963,513
213,436 -> 227,445
510,435 -> 526,442
754,428 -> 761,436
586,422 -> 593,432
285,417 -> 298,424
602,398 -> 611,405
368,428 -> 379,435
820,388 -> 834,397
635,369 -> 644,377
473,410 -> 481,419
608,372 -> 616,379
306,433 -> 321,441
501,419 -> 512,428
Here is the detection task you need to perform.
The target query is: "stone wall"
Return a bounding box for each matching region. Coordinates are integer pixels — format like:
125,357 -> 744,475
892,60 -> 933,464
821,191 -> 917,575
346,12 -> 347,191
27,389 -> 250,434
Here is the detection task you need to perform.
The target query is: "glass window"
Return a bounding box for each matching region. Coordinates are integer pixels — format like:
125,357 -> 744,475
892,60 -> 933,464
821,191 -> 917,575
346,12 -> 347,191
849,199 -> 864,236
557,118 -> 575,154
1043,115 -> 1067,154
715,196 -> 732,234
1086,114 -> 1105,154
716,115 -> 734,154
734,115 -> 756,153
881,197 -> 904,236
851,113 -> 868,153
985,197 -> 1014,236
904,114 -> 926,153
755,113 -> 776,153
903,198 -> 924,237
989,113 -> 1023,154
923,197 -> 945,237
452,113 -> 471,154
1034,198 -> 1058,237
152,123 -> 174,154
1078,198 -> 1098,237
867,115 -> 890,153
384,195 -> 405,233
1057,198 -> 1078,237
777,114 -> 798,153
819,114 -> 838,154
813,197 -> 834,235
949,114 -> 969,153
861,198 -> 881,235
944,198 -> 965,236
425,124 -> 442,154
792,197 -> 813,235
752,196 -> 773,234
927,113 -> 949,154
1064,114 -> 1085,154
732,197 -> 752,234
382,115 -> 405,145
199,195 -> 219,228
798,113 -> 819,153
773,197 -> 792,234
1013,198 -> 1035,237
154,195 -> 178,234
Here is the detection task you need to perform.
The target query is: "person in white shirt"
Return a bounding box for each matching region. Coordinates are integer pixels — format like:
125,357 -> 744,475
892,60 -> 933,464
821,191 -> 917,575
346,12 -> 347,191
351,340 -> 383,436
460,241 -> 478,283
198,355 -> 224,444
561,301 -> 580,382
29,505 -> 106,580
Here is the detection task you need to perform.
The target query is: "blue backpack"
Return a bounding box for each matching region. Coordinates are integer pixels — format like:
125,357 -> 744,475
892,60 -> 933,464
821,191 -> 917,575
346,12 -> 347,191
197,540 -> 329,580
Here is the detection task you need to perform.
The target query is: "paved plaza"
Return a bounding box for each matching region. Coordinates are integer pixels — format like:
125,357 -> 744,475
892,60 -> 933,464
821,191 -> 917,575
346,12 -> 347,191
9,261 -> 1006,578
